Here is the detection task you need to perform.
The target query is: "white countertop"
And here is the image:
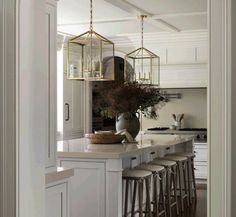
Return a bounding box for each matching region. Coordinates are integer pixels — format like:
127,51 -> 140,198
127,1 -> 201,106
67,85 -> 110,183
57,134 -> 194,159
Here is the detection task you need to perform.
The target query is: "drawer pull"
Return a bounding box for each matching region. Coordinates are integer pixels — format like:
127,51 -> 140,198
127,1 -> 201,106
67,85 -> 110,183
150,151 -> 155,155
166,147 -> 170,150
131,157 -> 137,161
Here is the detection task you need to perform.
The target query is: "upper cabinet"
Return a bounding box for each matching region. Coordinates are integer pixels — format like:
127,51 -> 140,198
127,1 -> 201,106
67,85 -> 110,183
159,44 -> 208,88
45,0 -> 58,169
113,30 -> 208,88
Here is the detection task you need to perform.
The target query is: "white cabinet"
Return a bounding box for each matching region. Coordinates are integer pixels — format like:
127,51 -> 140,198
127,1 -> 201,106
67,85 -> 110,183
160,64 -> 208,88
63,74 -> 85,140
194,142 -> 208,180
46,182 -> 68,217
121,31 -> 208,88
45,0 -> 57,168
59,160 -> 105,217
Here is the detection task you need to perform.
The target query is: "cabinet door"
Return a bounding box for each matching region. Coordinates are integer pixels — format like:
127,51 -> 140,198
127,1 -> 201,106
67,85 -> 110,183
46,183 -> 68,217
45,1 -> 57,168
63,73 -> 85,140
60,160 -> 105,217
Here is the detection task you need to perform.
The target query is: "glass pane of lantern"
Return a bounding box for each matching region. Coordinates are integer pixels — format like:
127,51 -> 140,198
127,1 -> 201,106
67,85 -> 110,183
100,40 -> 115,81
67,42 -> 83,80
151,57 -> 160,85
124,58 -> 135,82
67,31 -> 115,81
82,36 -> 101,80
125,48 -> 160,85
135,58 -> 151,84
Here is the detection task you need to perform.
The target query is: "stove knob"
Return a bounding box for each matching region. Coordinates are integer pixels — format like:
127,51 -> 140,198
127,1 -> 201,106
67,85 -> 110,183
204,135 -> 207,139
196,135 -> 200,139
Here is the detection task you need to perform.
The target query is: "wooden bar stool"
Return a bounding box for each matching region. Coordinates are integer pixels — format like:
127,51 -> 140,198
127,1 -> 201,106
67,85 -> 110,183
136,163 -> 167,217
151,159 -> 179,217
163,155 -> 190,212
174,153 -> 197,204
123,169 -> 152,217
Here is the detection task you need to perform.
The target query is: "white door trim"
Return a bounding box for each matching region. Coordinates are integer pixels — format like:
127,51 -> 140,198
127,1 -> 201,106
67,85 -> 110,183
0,0 -> 234,216
208,0 -> 232,216
0,0 -> 17,216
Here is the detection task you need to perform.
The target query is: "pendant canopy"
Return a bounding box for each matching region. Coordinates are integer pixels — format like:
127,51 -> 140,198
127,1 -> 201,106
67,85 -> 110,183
67,0 -> 115,81
124,15 -> 160,85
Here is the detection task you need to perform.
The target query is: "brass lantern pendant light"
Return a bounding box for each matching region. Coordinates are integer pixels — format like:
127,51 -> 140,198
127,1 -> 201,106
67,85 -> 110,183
67,0 -> 115,81
125,15 -> 160,85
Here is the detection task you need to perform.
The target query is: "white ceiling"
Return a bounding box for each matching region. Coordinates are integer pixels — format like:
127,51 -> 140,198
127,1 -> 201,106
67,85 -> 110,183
58,0 -> 207,36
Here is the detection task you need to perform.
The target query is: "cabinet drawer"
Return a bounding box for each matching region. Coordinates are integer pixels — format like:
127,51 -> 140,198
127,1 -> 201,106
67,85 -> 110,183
122,154 -> 142,169
194,144 -> 207,162
194,162 -> 207,179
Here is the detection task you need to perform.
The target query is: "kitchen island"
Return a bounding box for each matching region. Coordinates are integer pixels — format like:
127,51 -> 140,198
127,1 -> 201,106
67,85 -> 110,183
57,134 -> 193,217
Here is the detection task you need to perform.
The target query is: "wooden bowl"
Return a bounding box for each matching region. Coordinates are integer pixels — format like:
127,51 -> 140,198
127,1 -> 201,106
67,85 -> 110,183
85,133 -> 125,144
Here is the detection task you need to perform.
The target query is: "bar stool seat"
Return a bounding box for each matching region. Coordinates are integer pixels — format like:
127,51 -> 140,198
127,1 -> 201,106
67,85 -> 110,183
152,159 -> 177,167
136,163 -> 165,173
168,152 -> 195,158
163,155 -> 188,162
123,169 -> 152,178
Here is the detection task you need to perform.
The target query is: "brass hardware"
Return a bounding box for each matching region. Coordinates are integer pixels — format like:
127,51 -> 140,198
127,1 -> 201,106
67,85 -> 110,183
124,15 -> 160,85
67,0 -> 115,81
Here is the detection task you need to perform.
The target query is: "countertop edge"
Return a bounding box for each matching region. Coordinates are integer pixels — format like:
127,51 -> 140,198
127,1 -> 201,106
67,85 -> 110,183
45,167 -> 74,185
57,136 -> 194,159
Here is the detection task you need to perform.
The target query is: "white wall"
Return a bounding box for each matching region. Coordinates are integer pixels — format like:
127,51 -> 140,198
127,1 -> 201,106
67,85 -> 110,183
141,89 -> 207,130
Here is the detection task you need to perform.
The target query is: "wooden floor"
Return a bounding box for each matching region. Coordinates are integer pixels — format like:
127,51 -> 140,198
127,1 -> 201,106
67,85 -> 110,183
173,189 -> 207,217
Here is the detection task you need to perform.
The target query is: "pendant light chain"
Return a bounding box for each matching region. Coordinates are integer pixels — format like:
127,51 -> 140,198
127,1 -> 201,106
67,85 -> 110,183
90,0 -> 93,31
141,15 -> 144,48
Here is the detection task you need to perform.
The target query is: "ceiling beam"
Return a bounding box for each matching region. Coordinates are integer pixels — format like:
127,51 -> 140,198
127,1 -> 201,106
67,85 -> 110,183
58,12 -> 207,28
104,0 -> 180,32
152,12 -> 207,19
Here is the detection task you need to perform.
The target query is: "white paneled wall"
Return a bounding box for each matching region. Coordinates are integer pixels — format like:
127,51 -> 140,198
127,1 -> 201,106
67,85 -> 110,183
112,30 -> 208,88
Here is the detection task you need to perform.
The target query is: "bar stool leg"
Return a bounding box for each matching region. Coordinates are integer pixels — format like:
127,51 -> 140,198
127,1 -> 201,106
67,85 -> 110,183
191,158 -> 197,202
131,181 -> 137,217
145,178 -> 152,217
138,180 -> 144,217
183,162 -> 190,207
172,166 -> 179,216
124,180 -> 130,217
177,163 -> 184,212
159,172 -> 167,217
186,160 -> 192,205
166,170 -> 172,217
153,175 -> 159,217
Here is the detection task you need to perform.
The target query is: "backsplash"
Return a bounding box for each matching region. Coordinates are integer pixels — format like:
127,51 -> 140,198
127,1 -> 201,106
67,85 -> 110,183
141,89 -> 207,130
